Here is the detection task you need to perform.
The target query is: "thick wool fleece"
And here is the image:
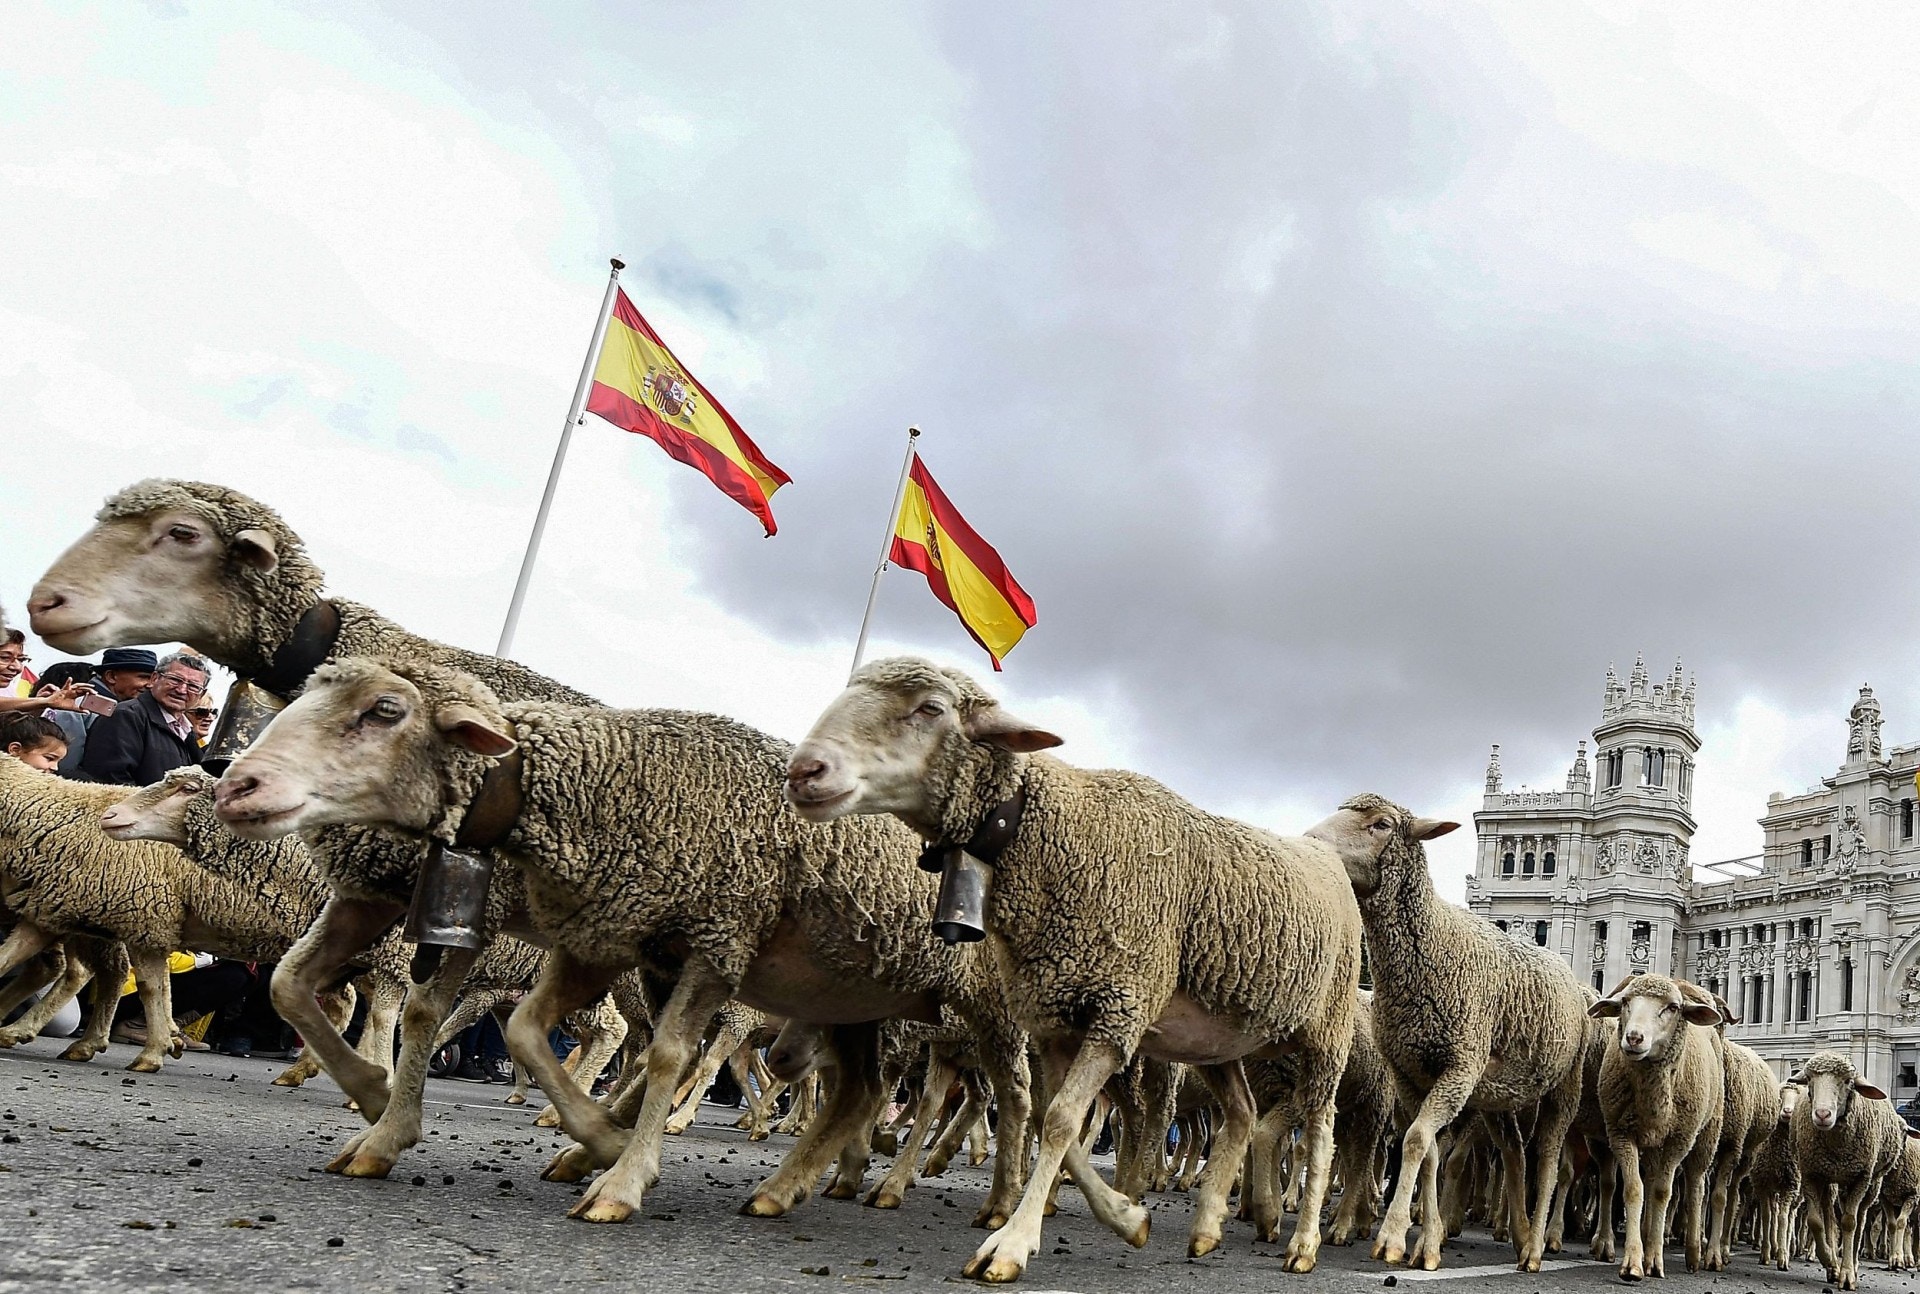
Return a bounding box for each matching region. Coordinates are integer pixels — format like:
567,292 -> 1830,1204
327,657 -> 1014,1047
1791,1051 -> 1906,1193
1747,1114 -> 1799,1203
1338,793 -> 1586,1116
1718,1040 -> 1780,1182
1595,975 -> 1725,1159
97,481 -> 596,904
852,657 -> 1361,1083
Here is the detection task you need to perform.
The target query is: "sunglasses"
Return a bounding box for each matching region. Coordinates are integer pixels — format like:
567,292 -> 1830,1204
187,708 -> 216,719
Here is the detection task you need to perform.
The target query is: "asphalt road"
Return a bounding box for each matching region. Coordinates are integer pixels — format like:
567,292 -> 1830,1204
0,1035 -> 1898,1293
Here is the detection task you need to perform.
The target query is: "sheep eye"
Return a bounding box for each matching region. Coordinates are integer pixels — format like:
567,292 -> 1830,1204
913,701 -> 945,719
1368,820 -> 1391,833
363,696 -> 406,725
166,525 -> 200,544
1660,1003 -> 1677,1015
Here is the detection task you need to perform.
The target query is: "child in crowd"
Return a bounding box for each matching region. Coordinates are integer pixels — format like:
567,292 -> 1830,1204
0,714 -> 69,771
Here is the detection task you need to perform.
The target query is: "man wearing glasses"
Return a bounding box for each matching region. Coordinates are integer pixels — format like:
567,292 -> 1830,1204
79,651 -> 210,785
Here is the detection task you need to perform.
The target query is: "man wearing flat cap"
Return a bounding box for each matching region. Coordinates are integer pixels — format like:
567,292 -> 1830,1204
79,650 -> 207,785
51,647 -> 156,777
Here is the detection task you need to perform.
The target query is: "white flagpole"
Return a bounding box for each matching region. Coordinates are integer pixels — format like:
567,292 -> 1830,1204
497,257 -> 625,659
849,425 -> 920,679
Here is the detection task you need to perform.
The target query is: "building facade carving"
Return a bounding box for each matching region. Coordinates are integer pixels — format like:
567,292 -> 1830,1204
1474,655 -> 1920,1097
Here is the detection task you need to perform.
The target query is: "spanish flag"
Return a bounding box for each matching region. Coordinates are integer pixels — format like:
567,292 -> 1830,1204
585,289 -> 790,534
890,455 -> 1036,669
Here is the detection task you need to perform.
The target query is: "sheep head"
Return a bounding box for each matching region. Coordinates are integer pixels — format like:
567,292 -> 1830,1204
1790,1051 -> 1886,1131
215,655 -> 515,842
29,479 -> 322,657
101,766 -> 219,844
1586,973 -> 1722,1063
1776,1078 -> 1803,1126
1305,793 -> 1457,898
785,655 -> 1060,833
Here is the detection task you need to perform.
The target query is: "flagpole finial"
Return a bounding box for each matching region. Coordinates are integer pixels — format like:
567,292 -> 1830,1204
908,425 -> 921,438
609,257 -> 626,272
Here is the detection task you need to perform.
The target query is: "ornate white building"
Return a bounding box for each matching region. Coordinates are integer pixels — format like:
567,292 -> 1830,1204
1471,655 -> 1920,1097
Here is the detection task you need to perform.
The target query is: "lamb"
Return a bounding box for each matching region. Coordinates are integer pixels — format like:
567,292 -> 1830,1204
1586,974 -> 1726,1279
1878,1128 -> 1920,1271
784,656 -> 1362,1282
1304,794 -> 1587,1273
28,479 -> 598,1173
211,654 -> 1033,1230
1790,1050 -> 1907,1290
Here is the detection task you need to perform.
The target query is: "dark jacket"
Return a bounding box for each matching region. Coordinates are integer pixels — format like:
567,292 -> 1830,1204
77,690 -> 202,786
52,680 -> 116,778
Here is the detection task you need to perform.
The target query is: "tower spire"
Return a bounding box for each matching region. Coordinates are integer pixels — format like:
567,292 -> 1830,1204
1485,744 -> 1503,794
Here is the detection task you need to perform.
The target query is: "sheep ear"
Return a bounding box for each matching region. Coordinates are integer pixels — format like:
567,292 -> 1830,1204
435,704 -> 517,758
1788,1069 -> 1807,1086
231,528 -> 279,573
962,705 -> 1063,753
1410,818 -> 1459,840
1855,1080 -> 1888,1101
1587,997 -> 1623,1019
1681,1002 -> 1725,1027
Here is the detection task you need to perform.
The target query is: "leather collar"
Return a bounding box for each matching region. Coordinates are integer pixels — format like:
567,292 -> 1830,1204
918,783 -> 1026,873
455,749 -> 524,851
251,601 -> 342,700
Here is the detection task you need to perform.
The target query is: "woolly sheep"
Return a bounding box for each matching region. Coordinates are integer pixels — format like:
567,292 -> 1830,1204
1790,1050 -> 1906,1290
0,930 -> 125,1062
1705,1035 -> 1779,1269
785,656 -> 1361,1282
212,654 -> 1033,1230
1305,794 -> 1587,1273
0,753 -> 348,1071
28,479 -> 598,1175
1586,973 -> 1726,1279
1747,1080 -> 1802,1271
1879,1128 -> 1920,1271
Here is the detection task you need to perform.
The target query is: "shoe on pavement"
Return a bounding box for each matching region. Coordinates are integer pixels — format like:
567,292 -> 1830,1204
484,1058 -> 516,1085
222,1035 -> 253,1059
451,1056 -> 493,1083
110,1020 -> 148,1045
178,1033 -> 210,1052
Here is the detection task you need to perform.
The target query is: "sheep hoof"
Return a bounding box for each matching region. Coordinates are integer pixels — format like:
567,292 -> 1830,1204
747,1129 -> 769,1142
0,1028 -> 27,1048
924,1155 -> 951,1177
542,1145 -> 595,1182
534,1106 -> 562,1129
126,1056 -> 163,1074
1372,1241 -> 1402,1264
57,1041 -> 101,1062
823,1178 -> 861,1201
503,1093 -> 526,1107
1282,1244 -> 1319,1274
963,1243 -> 1028,1284
570,1191 -> 635,1224
338,1152 -> 396,1179
741,1192 -> 792,1218
864,1185 -> 905,1210
1041,1200 -> 1057,1218
973,1207 -> 1009,1231
1126,1211 -> 1150,1249
1188,1232 -> 1220,1259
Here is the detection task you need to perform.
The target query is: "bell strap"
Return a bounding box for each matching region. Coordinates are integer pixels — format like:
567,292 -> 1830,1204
918,783 -> 1026,873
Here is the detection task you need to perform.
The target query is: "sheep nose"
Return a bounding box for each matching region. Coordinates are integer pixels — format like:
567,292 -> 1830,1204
1815,1107 -> 1835,1124
1623,1031 -> 1644,1049
214,774 -> 260,811
787,758 -> 828,790
25,589 -> 65,616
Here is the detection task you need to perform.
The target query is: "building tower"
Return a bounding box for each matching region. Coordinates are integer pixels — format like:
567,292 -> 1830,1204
1471,654 -> 1698,992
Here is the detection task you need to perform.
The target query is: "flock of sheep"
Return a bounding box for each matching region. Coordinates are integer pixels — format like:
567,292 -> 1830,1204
1,478 -> 1916,1288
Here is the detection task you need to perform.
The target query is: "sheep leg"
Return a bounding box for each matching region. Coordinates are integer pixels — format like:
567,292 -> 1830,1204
352,970 -> 405,1080
62,944 -> 126,1063
485,1005 -> 530,1105
328,943 -> 479,1177
1187,1062 -> 1256,1260
0,923 -> 57,996
516,954 -> 649,1184
271,896 -> 406,1121
1836,1179 -> 1873,1290
0,951 -> 75,1047
122,947 -> 181,1072
1374,1069 -> 1476,1269
1244,1104 -> 1287,1241
867,1046 -> 959,1209
272,984 -> 355,1087
964,1038 -> 1144,1284
925,1073 -> 982,1176
968,1030 -> 1033,1229
563,963 -> 732,1222
667,1013 -> 749,1136
542,1005 -> 626,1128
745,1024 -> 886,1214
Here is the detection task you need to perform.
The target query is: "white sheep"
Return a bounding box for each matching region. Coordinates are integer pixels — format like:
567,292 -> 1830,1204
1305,794 -> 1587,1273
1586,973 -> 1726,1279
785,656 -> 1361,1282
1790,1050 -> 1907,1290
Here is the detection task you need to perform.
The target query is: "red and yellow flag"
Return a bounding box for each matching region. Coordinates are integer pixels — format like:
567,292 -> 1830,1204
890,455 -> 1036,669
586,289 -> 790,534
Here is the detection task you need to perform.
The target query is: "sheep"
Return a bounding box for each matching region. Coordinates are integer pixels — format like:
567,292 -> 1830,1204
1304,794 -> 1587,1273
1705,1034 -> 1779,1269
1879,1129 -> 1920,1271
1586,974 -> 1726,1280
1790,1050 -> 1907,1290
784,656 -> 1361,1282
1747,1080 -> 1802,1271
28,478 -> 599,1175
0,931 -> 125,1062
1544,998 -> 1617,1260
211,654 -> 1034,1231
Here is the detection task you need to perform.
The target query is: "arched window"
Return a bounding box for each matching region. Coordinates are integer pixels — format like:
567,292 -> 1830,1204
1522,851 -> 1535,877
1501,851 -> 1515,876
1534,921 -> 1549,946
1542,850 -> 1557,876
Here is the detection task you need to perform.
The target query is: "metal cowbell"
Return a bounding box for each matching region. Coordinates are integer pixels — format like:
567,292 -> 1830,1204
931,850 -> 991,946
403,842 -> 494,954
200,681 -> 287,775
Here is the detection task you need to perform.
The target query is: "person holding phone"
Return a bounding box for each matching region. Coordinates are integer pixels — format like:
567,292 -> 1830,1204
43,647 -> 156,777
0,633 -> 90,717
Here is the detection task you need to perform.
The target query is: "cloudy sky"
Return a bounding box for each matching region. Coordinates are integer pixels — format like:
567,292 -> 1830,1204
5,1 -> 1918,897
